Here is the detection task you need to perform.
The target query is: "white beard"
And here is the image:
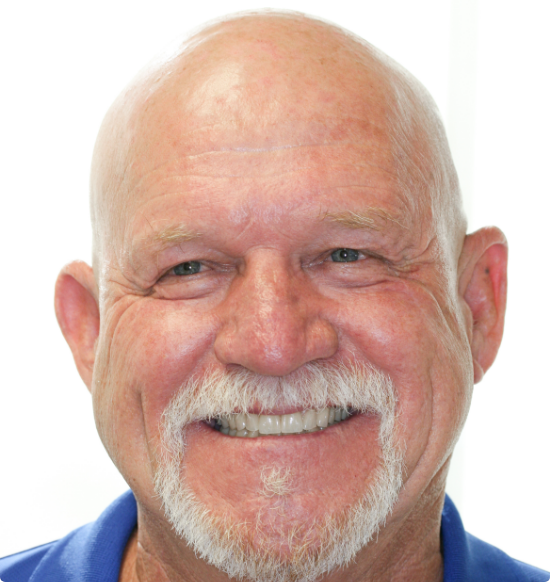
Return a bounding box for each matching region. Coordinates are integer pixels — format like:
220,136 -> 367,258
154,362 -> 404,582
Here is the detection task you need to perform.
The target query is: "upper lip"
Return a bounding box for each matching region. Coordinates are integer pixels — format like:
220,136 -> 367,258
213,405 -> 353,417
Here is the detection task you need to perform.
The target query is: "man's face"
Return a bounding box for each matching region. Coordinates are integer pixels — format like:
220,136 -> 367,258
88,40 -> 473,576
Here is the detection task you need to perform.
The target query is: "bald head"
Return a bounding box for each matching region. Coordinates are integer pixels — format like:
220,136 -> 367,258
90,11 -> 464,279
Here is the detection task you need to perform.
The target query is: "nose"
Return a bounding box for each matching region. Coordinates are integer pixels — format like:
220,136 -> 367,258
214,252 -> 338,376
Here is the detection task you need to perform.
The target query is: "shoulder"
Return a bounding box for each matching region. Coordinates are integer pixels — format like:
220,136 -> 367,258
0,542 -> 56,582
442,495 -> 549,582
513,558 -> 550,582
466,533 -> 549,582
0,491 -> 137,582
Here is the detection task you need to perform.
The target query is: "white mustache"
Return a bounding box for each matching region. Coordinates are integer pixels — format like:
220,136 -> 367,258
160,361 -> 397,454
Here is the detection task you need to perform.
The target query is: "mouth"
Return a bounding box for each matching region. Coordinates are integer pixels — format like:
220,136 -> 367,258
210,407 -> 353,438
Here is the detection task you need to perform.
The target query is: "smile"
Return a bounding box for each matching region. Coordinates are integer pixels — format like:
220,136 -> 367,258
212,407 -> 352,438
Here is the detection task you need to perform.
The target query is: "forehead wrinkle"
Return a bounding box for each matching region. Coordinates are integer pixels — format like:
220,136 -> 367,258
191,140 -> 367,157
139,116 -> 389,152
129,154 -> 402,188
126,159 -> 402,197
137,135 -> 397,165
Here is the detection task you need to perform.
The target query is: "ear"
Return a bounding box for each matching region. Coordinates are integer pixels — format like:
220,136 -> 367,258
54,261 -> 99,391
458,227 -> 508,384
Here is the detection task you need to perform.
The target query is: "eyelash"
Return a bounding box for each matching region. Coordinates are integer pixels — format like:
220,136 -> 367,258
164,248 -> 368,279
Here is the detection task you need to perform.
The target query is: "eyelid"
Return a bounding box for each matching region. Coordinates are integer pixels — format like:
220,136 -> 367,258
160,260 -> 209,280
159,258 -> 238,282
158,249 -> 382,282
323,248 -> 394,269
327,248 -> 366,261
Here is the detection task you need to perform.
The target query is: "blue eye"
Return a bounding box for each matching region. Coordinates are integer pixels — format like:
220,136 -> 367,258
173,261 -> 201,276
331,249 -> 360,262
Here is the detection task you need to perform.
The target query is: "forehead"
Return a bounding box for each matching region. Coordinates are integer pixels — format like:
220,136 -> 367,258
118,118 -> 431,276
134,116 -> 412,200
107,36 -> 435,255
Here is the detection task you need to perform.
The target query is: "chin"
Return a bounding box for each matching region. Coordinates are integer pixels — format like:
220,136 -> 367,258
154,439 -> 403,582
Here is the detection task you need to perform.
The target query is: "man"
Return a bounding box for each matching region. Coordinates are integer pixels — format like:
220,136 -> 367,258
1,11 -> 547,582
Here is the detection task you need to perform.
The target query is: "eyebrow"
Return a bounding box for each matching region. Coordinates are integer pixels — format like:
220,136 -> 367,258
139,208 -> 405,251
149,224 -> 202,246
322,208 -> 406,231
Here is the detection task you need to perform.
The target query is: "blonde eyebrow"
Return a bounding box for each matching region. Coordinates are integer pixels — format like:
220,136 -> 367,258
151,224 -> 202,246
323,208 -> 405,231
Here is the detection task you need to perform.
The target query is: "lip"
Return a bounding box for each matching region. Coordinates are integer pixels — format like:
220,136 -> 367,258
200,409 -> 368,439
183,412 -> 382,474
216,404 -> 353,416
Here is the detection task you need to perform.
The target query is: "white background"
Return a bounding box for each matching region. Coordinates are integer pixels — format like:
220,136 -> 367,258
1,0 -> 549,571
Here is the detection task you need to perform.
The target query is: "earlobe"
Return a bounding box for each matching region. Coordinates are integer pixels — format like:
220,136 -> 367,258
459,227 -> 508,384
54,261 -> 100,391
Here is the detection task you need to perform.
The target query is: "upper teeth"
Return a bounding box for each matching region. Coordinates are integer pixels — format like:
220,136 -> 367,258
214,407 -> 351,438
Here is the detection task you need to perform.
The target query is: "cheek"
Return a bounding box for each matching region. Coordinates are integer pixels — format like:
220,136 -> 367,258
128,303 -> 216,421
92,298 -> 219,492
332,284 -> 470,476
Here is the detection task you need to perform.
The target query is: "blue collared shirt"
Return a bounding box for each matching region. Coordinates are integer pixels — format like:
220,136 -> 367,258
1,491 -> 548,581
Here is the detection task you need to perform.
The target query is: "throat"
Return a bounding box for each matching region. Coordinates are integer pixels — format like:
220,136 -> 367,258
118,528 -> 138,582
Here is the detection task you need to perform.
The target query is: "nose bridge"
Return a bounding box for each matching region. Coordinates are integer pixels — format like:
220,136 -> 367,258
250,254 -> 296,325
214,251 -> 337,375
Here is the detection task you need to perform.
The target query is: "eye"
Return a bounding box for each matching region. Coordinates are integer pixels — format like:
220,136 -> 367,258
330,248 -> 360,262
173,261 -> 202,276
